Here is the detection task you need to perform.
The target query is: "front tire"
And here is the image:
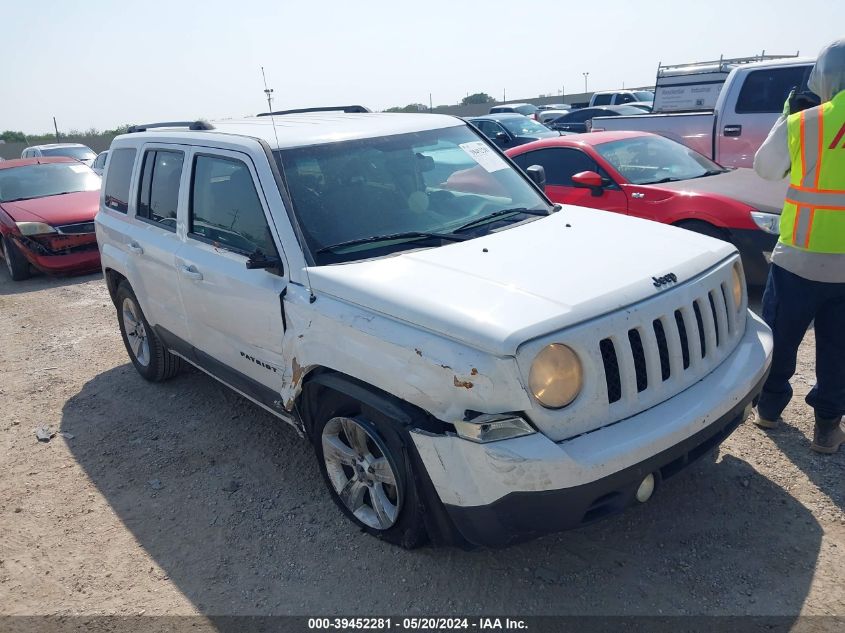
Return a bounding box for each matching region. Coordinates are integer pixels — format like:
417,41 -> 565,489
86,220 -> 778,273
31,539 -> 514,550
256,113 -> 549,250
311,390 -> 427,548
116,281 -> 183,381
2,235 -> 31,281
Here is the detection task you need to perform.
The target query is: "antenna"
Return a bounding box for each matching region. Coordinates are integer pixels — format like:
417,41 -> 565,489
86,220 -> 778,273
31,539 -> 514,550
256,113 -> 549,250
261,66 -> 274,112
260,66 -> 282,149
258,66 -> 314,301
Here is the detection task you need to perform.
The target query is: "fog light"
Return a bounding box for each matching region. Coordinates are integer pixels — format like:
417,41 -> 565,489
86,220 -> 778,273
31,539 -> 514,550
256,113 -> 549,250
636,473 -> 655,503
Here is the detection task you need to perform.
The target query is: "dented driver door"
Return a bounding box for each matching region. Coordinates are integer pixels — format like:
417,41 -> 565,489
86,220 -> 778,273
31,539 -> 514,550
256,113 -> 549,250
173,146 -> 290,411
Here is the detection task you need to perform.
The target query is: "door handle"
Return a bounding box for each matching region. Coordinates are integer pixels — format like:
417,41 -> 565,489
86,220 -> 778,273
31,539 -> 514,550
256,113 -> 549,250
127,241 -> 144,255
724,124 -> 742,137
179,265 -> 203,281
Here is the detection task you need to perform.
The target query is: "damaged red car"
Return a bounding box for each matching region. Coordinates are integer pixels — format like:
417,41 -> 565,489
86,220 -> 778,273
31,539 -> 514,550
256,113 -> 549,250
0,157 -> 101,281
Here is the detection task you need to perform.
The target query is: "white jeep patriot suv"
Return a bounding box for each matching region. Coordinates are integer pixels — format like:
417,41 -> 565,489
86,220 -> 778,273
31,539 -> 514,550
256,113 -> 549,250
95,107 -> 772,548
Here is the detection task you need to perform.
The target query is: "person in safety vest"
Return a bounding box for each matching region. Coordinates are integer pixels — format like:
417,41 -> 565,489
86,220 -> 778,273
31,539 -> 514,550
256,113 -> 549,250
753,38 -> 845,453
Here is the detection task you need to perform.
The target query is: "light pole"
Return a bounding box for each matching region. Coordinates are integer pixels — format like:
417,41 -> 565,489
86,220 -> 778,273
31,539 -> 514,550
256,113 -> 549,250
582,72 -> 589,94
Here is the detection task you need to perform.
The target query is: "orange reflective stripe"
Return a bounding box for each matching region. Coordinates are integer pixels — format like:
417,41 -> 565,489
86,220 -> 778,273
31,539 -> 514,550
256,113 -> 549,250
786,187 -> 845,207
786,199 -> 845,210
789,183 -> 845,195
800,111 -> 807,182
792,208 -> 801,244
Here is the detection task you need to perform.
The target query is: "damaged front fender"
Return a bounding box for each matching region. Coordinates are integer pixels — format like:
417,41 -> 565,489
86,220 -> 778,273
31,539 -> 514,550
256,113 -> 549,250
278,285 -> 533,424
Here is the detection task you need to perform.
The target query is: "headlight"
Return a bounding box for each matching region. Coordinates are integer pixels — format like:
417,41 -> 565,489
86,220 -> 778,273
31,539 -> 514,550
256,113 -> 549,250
453,414 -> 535,443
750,211 -> 780,235
529,343 -> 582,408
16,221 -> 56,236
731,261 -> 744,311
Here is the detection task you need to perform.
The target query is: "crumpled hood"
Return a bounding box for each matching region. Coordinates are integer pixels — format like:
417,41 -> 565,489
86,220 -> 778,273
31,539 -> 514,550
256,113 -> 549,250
645,167 -> 788,215
306,206 -> 736,356
1,190 -> 100,226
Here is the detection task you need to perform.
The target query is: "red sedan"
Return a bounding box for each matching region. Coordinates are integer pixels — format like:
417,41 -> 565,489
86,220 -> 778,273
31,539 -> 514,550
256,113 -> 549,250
506,131 -> 787,285
0,157 -> 101,281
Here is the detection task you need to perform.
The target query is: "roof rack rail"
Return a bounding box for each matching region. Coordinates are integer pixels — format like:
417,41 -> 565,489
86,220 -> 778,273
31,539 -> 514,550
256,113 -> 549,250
256,105 -> 371,117
127,121 -> 215,133
656,51 -> 801,75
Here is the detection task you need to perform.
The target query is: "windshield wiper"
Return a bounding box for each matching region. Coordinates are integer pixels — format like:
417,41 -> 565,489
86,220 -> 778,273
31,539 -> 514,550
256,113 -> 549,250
692,169 -> 727,178
644,177 -> 682,184
452,207 -> 550,233
316,231 -> 468,254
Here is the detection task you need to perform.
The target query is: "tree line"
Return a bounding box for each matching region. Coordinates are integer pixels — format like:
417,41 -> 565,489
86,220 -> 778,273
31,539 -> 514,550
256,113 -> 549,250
1,124 -> 132,145
384,92 -> 495,113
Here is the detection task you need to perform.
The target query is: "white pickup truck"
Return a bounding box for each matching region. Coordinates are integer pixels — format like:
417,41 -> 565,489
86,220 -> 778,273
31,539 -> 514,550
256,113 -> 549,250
95,110 -> 772,548
593,57 -> 816,168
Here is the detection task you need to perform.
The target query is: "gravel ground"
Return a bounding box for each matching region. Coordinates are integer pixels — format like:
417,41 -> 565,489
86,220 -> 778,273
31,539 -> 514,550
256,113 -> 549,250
0,271 -> 843,621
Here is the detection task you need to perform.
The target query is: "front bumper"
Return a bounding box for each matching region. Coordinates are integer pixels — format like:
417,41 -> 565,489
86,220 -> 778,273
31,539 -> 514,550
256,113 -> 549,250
411,310 -> 772,547
13,234 -> 100,276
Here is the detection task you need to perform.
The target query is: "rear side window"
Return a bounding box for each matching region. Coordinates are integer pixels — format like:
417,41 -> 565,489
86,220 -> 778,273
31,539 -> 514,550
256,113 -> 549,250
103,148 -> 136,213
735,66 -> 811,113
592,94 -> 612,106
189,154 -> 277,256
474,120 -> 505,140
137,150 -> 184,229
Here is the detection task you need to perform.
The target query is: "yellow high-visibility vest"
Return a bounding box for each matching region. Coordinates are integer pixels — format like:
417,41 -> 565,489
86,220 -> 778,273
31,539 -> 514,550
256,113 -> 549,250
781,90 -> 845,253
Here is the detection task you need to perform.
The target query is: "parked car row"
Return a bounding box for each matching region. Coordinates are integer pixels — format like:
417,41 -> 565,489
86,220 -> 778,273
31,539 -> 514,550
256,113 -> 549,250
546,104 -> 649,133
467,113 -> 563,148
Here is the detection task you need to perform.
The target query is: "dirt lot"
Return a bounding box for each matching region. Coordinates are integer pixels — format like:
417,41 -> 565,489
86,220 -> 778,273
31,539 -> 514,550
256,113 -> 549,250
1,271 -> 843,621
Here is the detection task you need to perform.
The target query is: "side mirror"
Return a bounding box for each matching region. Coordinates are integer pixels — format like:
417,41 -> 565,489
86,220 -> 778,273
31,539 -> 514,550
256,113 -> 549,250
526,165 -> 546,189
495,131 -> 510,144
572,170 -> 604,196
246,249 -> 283,273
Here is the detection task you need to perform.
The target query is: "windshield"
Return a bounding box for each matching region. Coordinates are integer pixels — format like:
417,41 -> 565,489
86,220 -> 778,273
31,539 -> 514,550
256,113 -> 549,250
633,91 -> 654,101
40,146 -> 96,161
499,117 -> 555,137
595,135 -> 725,184
513,104 -> 539,116
277,125 -> 550,264
0,162 -> 100,202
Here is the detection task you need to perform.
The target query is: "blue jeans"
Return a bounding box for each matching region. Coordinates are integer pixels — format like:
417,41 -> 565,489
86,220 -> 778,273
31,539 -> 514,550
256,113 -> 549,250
758,264 -> 845,421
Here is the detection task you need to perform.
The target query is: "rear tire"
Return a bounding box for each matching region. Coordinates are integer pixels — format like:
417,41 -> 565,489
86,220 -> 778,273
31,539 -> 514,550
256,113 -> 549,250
116,281 -> 183,381
311,389 -> 428,549
2,235 -> 31,281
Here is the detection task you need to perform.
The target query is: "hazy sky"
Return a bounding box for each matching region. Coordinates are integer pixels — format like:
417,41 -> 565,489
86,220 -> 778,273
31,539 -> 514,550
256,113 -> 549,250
1,0 -> 842,133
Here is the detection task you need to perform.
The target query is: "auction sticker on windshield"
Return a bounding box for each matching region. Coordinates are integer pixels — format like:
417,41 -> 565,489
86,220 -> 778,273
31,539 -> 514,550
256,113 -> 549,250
459,141 -> 508,173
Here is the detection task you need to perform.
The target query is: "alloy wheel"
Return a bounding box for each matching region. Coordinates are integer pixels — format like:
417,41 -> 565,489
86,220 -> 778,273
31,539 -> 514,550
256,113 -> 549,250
121,297 -> 150,367
321,416 -> 401,530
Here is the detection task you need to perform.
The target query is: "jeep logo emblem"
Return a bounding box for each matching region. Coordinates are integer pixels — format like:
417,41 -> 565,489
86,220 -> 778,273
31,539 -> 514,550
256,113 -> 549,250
652,273 -> 678,288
